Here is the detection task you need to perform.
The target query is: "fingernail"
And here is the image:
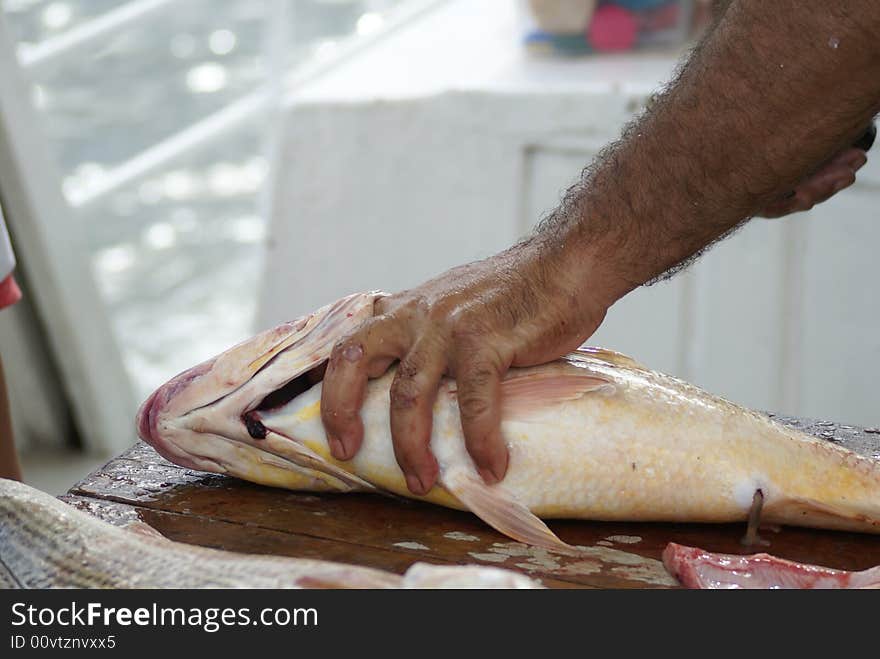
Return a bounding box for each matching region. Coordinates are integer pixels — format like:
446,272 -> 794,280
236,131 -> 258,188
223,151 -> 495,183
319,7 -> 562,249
491,454 -> 509,483
478,467 -> 499,486
328,435 -> 344,459
405,473 -> 426,495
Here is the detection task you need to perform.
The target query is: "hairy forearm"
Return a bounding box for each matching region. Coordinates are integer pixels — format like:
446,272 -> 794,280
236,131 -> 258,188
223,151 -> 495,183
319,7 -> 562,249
711,0 -> 731,18
538,0 -> 880,304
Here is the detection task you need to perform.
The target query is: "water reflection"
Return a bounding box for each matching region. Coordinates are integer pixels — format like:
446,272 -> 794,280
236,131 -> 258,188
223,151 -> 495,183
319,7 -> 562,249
208,28 -> 236,55
41,2 -> 72,31
186,61 -> 228,93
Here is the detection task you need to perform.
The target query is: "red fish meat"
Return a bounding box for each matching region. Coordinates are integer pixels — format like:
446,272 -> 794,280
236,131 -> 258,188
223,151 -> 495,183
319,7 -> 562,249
663,542 -> 880,589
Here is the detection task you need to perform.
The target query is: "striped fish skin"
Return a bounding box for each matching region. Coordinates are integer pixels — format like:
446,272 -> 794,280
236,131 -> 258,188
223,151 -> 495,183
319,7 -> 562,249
0,479 -> 539,589
136,292 -> 880,550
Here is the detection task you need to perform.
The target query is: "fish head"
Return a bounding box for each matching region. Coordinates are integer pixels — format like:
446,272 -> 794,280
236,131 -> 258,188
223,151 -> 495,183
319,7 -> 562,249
135,291 -> 383,491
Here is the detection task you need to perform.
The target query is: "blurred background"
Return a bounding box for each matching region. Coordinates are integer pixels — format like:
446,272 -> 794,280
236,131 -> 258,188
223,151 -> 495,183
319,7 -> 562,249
0,0 -> 877,494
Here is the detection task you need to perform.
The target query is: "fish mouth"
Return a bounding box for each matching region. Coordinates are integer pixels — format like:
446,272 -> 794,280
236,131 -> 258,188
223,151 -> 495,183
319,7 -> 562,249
136,359 -> 221,470
240,363 -> 327,440
134,292 -> 383,482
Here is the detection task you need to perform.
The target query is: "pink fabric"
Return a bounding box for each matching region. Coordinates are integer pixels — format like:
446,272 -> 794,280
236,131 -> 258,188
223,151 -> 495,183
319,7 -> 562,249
0,274 -> 21,310
587,5 -> 638,52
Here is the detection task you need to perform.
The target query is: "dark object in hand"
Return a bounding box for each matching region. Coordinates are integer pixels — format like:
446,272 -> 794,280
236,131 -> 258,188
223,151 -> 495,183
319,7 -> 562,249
853,121 -> 876,152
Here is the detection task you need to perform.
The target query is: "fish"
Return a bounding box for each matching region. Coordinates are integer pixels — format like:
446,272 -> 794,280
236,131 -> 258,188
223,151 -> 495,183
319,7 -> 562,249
137,291 -> 880,552
662,543 -> 880,589
0,478 -> 539,589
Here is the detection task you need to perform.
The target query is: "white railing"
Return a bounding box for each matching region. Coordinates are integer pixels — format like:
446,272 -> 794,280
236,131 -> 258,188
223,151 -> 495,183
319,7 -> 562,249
17,0 -> 177,70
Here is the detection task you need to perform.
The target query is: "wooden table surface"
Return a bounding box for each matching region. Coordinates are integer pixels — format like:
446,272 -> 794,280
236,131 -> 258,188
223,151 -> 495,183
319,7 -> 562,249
64,415 -> 880,588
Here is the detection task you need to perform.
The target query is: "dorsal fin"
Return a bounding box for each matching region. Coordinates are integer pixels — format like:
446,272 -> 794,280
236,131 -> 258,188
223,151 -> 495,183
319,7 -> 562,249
570,346 -> 645,369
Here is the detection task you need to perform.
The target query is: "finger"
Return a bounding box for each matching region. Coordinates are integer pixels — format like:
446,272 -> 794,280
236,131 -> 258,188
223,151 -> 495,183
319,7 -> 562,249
761,188 -> 813,217
800,149 -> 864,196
388,338 -> 446,495
761,149 -> 867,218
811,155 -> 862,185
759,196 -> 798,218
452,350 -> 509,485
321,315 -> 410,460
797,164 -> 856,206
764,168 -> 852,217
828,147 -> 867,170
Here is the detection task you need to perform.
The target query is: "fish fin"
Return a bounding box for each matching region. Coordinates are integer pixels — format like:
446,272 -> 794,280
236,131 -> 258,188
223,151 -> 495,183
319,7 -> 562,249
570,346 -> 645,369
264,430 -> 378,493
246,324 -> 313,374
763,496 -> 880,534
441,467 -> 574,553
499,370 -> 615,421
246,292 -> 378,374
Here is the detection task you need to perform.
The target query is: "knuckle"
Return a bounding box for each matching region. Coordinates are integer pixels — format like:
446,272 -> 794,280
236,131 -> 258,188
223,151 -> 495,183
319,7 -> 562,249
390,373 -> 421,410
449,316 -> 487,345
450,325 -> 475,345
361,312 -> 395,338
397,362 -> 418,381
458,390 -> 492,421
398,294 -> 429,320
375,289 -> 407,313
397,354 -> 422,379
461,365 -> 495,392
330,337 -> 348,357
330,335 -> 362,363
450,322 -> 491,356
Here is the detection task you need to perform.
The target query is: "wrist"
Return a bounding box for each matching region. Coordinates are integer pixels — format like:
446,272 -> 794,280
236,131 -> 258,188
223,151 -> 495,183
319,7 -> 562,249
526,219 -> 633,318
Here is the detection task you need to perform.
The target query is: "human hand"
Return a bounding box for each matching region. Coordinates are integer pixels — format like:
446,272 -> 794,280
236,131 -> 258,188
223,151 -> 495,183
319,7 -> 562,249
320,240 -> 611,495
759,146 -> 868,218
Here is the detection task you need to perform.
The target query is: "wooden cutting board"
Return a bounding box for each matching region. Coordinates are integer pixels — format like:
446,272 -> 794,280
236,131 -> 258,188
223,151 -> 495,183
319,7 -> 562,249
64,417 -> 880,588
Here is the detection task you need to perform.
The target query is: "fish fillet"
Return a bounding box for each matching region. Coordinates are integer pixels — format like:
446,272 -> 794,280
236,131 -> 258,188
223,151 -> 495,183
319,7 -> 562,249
662,542 -> 880,589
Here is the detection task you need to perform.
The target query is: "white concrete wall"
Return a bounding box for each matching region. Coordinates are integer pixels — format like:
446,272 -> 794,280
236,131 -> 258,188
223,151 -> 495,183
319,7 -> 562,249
260,0 -> 880,427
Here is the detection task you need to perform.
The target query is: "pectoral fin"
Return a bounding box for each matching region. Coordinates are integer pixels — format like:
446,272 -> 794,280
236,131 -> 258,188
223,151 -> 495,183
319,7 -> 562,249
441,467 -> 573,552
499,369 -> 615,421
